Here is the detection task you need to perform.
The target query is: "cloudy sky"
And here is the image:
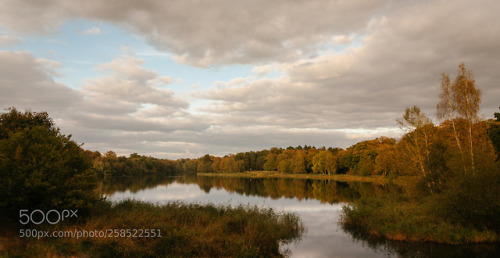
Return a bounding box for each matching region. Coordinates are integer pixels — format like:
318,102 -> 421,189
1,0 -> 499,159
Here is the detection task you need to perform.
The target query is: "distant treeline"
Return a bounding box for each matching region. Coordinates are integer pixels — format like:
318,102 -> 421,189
175,139 -> 398,175
90,114 -> 500,177
89,140 -> 395,177
87,151 -> 177,176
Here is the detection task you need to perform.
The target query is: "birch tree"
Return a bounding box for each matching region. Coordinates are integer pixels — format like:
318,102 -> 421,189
437,63 -> 481,173
397,105 -> 433,177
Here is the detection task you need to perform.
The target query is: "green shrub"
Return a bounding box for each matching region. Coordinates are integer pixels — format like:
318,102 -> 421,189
0,108 -> 98,216
342,193 -> 498,244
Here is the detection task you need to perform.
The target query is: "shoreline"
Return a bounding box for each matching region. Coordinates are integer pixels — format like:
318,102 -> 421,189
197,171 -> 392,184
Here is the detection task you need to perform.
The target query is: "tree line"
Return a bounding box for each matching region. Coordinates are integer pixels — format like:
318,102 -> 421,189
88,151 -> 176,176
89,107 -> 499,180
175,140 -> 396,175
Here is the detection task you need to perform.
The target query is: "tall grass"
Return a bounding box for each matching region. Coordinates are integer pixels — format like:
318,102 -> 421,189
2,200 -> 304,257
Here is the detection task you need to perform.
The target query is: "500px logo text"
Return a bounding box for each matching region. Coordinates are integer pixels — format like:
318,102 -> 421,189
19,209 -> 78,225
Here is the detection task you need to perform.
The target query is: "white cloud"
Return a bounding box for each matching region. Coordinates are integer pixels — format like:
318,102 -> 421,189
251,64 -> 279,77
0,51 -> 81,114
79,26 -> 101,35
83,50 -> 187,110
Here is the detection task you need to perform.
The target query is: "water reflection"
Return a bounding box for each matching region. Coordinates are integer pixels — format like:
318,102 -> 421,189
341,223 -> 500,258
99,175 -> 393,204
101,175 -> 499,258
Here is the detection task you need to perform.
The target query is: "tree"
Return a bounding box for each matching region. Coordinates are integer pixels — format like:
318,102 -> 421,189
0,108 -> 98,215
312,150 -> 336,175
305,147 -> 318,173
263,153 -> 278,171
374,144 -> 399,176
292,150 -> 307,174
397,105 -> 434,177
487,107 -> 500,159
221,155 -> 244,173
437,72 -> 464,168
437,63 -> 481,173
276,150 -> 294,173
255,150 -> 268,170
197,154 -> 214,173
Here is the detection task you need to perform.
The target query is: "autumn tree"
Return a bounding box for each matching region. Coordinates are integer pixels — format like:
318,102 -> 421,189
277,150 -> 294,173
197,154 -> 214,173
374,144 -> 401,176
437,63 -> 481,173
212,156 -> 222,172
305,147 -> 318,173
437,72 -> 464,169
174,159 -> 198,174
311,150 -> 336,175
397,105 -> 434,177
292,150 -> 307,173
221,155 -> 244,173
263,152 -> 278,171
487,107 -> 500,159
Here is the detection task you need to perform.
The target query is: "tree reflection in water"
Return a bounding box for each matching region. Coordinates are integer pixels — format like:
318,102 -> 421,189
99,174 -> 394,203
341,222 -> 500,258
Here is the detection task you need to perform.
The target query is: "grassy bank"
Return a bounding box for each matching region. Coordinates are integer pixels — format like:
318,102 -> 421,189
198,171 -> 391,184
341,194 -> 498,244
1,200 -> 304,257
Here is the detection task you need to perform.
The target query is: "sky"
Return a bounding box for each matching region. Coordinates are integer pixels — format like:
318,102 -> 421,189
1,0 -> 499,159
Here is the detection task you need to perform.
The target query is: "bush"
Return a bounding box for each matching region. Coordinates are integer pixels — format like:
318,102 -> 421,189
0,108 -> 98,216
342,193 -> 498,244
435,165 -> 500,231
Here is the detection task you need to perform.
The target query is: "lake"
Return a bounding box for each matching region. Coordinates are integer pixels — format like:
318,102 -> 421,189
99,175 -> 499,257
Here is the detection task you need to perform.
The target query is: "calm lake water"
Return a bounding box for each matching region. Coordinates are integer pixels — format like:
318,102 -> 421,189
100,175 -> 499,258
